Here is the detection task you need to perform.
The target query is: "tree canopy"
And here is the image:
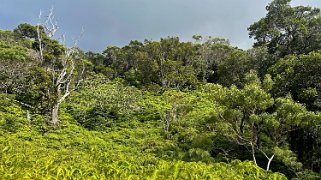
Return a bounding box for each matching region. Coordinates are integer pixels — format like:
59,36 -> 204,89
249,0 -> 321,57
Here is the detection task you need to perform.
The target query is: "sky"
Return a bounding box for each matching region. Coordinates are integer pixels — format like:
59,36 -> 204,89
1,0 -> 321,52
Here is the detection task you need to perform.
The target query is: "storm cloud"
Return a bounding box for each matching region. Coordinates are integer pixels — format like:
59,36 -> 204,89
1,0 -> 321,52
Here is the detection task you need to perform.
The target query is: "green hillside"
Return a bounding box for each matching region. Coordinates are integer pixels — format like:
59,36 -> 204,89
1,0 -> 321,179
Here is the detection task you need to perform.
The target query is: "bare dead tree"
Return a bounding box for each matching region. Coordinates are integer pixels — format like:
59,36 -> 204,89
37,8 -> 84,127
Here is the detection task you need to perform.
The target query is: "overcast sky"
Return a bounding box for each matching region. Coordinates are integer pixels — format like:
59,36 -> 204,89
1,0 -> 321,52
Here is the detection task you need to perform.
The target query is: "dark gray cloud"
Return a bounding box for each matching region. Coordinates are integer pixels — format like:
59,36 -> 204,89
1,0 -> 321,52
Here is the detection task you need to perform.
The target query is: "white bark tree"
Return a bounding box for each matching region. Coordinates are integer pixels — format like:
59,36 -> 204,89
37,9 -> 84,127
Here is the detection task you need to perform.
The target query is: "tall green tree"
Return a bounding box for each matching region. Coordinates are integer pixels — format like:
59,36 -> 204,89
269,51 -> 321,110
207,71 -> 318,173
248,0 -> 321,57
217,49 -> 252,87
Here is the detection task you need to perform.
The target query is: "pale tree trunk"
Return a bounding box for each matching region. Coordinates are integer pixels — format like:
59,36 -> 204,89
250,142 -> 257,165
258,148 -> 275,171
250,140 -> 276,171
266,154 -> 275,171
164,117 -> 170,133
159,56 -> 167,87
51,103 -> 60,127
50,82 -> 71,127
171,102 -> 177,121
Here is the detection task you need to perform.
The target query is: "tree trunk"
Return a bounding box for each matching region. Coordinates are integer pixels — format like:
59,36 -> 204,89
51,103 -> 60,127
26,110 -> 31,121
250,142 -> 257,165
266,154 -> 275,171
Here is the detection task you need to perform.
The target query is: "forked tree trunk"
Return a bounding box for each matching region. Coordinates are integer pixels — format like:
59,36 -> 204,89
266,154 -> 275,171
258,147 -> 275,171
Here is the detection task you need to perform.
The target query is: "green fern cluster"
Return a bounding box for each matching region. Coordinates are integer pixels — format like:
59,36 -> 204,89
0,120 -> 285,179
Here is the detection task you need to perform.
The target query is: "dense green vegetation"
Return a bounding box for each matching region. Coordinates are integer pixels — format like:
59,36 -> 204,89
1,0 -> 321,179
